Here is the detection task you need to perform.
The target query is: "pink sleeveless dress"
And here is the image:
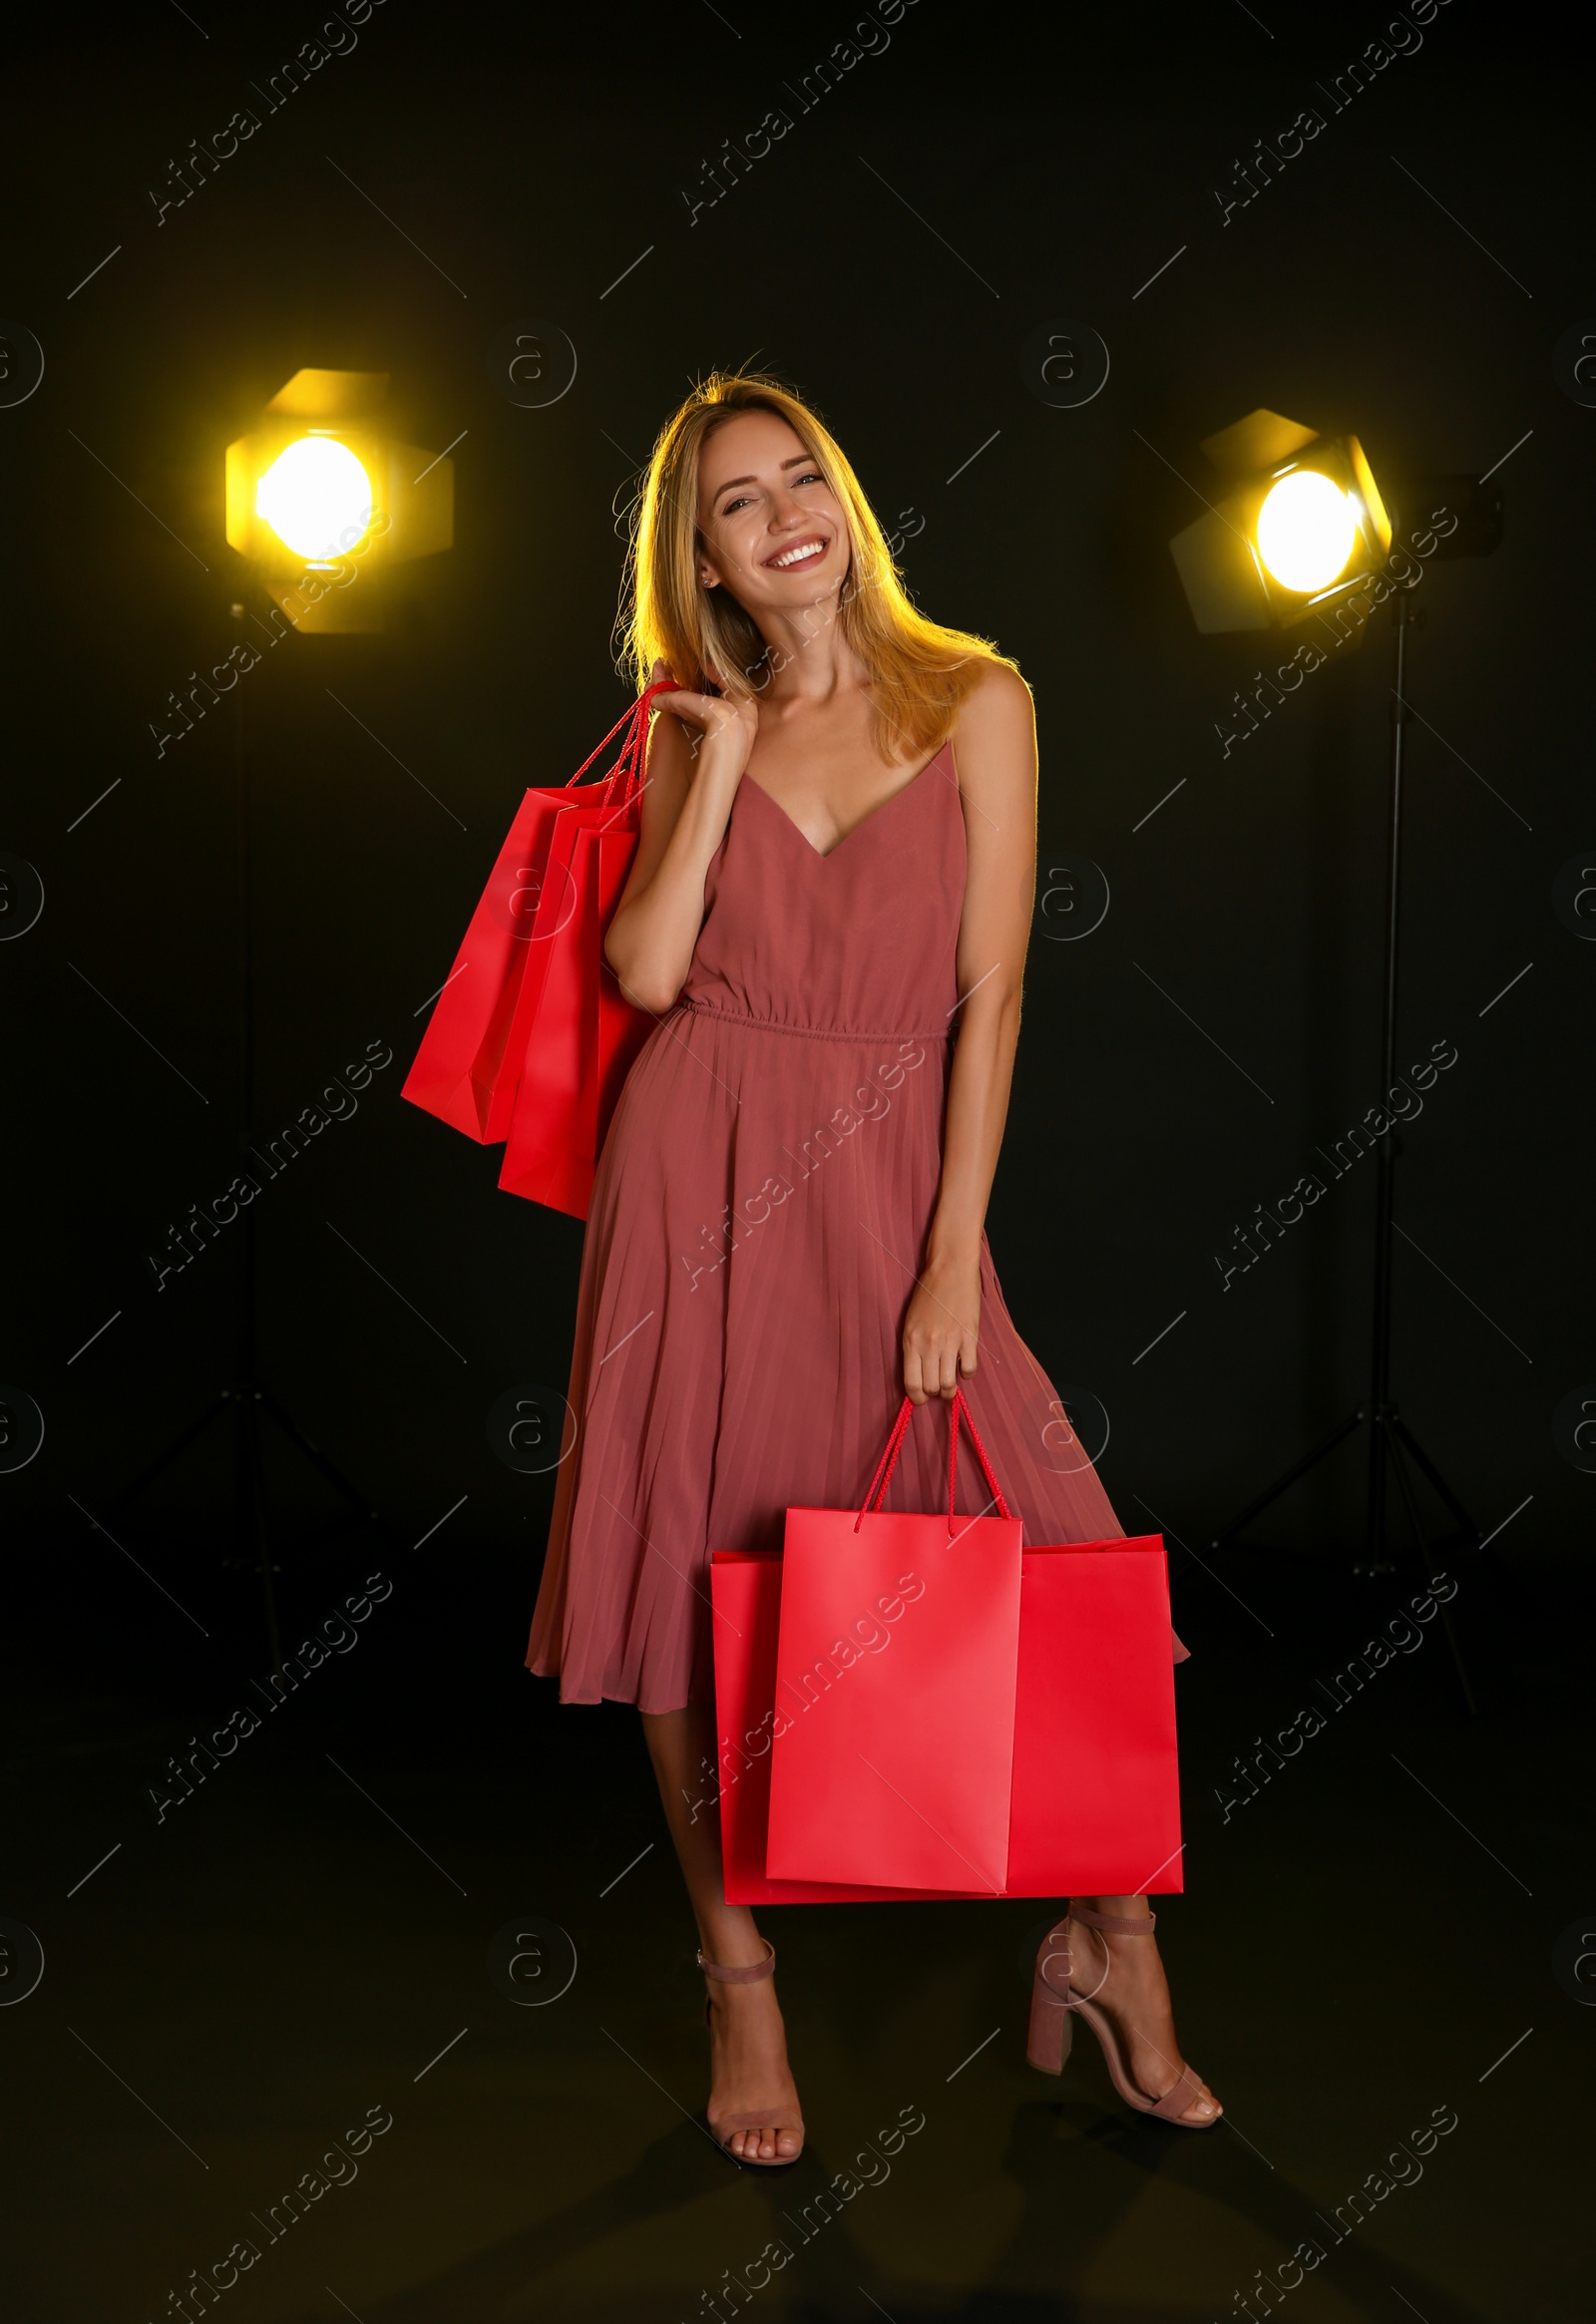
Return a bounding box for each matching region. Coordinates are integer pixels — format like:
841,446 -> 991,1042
527,739 -> 1178,1714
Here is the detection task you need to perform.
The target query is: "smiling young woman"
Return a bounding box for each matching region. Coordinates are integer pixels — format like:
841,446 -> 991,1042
526,370 -> 1218,2162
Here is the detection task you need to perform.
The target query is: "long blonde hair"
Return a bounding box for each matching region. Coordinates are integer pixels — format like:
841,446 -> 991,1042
619,369 -> 1019,765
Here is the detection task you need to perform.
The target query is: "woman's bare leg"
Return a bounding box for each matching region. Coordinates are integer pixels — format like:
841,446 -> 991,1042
1071,1893 -> 1219,2124
640,1699 -> 802,2161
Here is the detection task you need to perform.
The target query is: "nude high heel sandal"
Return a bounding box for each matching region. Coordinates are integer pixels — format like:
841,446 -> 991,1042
697,1939 -> 806,2166
1026,1902 -> 1220,2129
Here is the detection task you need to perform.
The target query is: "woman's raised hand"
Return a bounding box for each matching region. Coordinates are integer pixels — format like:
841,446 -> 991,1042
604,655 -> 762,1012
647,655 -> 759,782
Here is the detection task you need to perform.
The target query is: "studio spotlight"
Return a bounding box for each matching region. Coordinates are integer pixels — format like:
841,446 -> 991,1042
1255,469 -> 1358,592
112,367 -> 457,1671
254,435 -> 375,561
225,368 -> 454,633
1168,408 -> 1391,634
1166,404 -> 1505,1712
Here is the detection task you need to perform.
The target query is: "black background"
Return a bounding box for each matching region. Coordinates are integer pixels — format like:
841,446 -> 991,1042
2,4 -> 1591,2320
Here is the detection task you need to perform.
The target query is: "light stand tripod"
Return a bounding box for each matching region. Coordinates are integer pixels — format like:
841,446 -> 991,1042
1207,588 -> 1480,1712
110,601 -> 392,1672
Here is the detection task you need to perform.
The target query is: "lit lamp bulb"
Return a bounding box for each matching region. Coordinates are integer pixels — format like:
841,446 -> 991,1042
1255,469 -> 1358,594
255,435 -> 373,564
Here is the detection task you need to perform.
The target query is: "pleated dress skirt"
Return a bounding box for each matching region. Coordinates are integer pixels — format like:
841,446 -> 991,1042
527,738 -> 1180,1714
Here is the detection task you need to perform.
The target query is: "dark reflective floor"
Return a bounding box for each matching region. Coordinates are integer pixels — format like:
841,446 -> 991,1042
4,1511 -> 1588,2322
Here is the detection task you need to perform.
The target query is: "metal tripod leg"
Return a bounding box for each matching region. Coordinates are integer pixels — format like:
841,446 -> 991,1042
1389,1414 -> 1481,1545
256,1387 -> 395,1537
106,1374 -> 393,1676
1381,1414 -> 1478,1715
108,1391 -> 233,1517
232,1388 -> 284,1674
1208,1407 -> 1366,1551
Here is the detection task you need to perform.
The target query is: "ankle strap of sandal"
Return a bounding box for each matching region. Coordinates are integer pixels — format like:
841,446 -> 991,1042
1070,1902 -> 1156,1936
697,1938 -> 776,1984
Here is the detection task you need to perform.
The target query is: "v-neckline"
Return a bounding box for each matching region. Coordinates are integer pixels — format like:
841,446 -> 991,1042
740,739 -> 950,862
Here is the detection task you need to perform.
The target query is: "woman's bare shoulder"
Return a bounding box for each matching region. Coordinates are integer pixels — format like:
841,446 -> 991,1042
948,659 -> 1036,798
953,656 -> 1033,739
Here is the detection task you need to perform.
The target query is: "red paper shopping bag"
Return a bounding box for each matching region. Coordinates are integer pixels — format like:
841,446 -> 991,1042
710,1551 -> 975,1906
403,680 -> 677,1216
498,803 -> 653,1217
1006,1537 -> 1182,1897
710,1389 -> 1185,1901
765,1394 -> 1024,1894
399,783 -> 574,1143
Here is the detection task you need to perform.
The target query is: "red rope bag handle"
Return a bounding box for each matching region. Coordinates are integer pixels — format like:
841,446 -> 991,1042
564,678 -> 682,816
854,1386 -> 1011,1535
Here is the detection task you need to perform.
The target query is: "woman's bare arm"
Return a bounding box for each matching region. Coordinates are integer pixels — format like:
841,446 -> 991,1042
902,660 -> 1038,1402
603,662 -> 759,1016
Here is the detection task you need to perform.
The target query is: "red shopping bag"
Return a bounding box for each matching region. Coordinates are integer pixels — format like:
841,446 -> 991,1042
497,801 -> 652,1216
399,783 -> 570,1145
711,1551 -> 975,1905
1005,1534 -> 1182,1897
766,1394 -> 1024,1894
711,1390 -> 1183,1902
402,680 -> 677,1216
